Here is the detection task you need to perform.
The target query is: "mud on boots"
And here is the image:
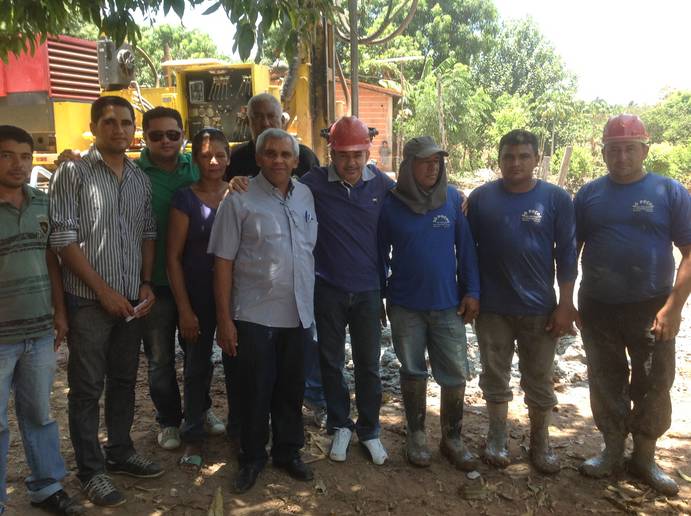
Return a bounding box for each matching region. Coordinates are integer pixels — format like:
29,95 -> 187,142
626,434 -> 679,496
483,401 -> 510,468
439,385 -> 478,471
579,431 -> 625,478
401,376 -> 432,467
528,405 -> 560,474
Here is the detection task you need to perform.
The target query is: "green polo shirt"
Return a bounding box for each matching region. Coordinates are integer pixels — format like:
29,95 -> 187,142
0,185 -> 53,343
136,149 -> 199,287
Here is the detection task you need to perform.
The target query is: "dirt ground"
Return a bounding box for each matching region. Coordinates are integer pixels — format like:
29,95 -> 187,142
5,295 -> 691,515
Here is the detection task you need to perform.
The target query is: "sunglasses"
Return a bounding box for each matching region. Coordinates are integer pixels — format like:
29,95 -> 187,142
147,130 -> 183,142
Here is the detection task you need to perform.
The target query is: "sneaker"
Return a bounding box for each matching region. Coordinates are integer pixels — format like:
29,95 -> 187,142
82,474 -> 126,507
362,438 -> 388,465
205,409 -> 226,436
312,407 -> 327,429
329,427 -> 353,462
31,489 -> 85,515
157,426 -> 181,450
106,453 -> 164,478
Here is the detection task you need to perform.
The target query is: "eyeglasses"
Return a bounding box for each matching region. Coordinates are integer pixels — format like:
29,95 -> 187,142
147,130 -> 182,142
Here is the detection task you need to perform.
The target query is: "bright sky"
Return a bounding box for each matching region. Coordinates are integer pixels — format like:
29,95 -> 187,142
492,0 -> 691,105
144,0 -> 691,106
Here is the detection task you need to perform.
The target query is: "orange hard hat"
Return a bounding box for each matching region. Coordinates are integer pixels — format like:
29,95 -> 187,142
328,116 -> 371,151
602,114 -> 649,145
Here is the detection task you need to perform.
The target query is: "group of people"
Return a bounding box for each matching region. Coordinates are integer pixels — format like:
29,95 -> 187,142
0,88 -> 689,515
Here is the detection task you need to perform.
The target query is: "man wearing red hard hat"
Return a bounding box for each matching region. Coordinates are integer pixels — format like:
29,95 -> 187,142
575,114 -> 691,495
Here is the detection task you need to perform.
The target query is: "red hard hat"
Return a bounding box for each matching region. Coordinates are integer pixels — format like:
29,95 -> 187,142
329,116 -> 371,151
602,114 -> 649,145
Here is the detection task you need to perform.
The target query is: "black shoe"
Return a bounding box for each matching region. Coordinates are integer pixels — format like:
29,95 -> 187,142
274,458 -> 314,481
106,453 -> 164,478
82,474 -> 126,507
233,463 -> 263,493
31,490 -> 85,515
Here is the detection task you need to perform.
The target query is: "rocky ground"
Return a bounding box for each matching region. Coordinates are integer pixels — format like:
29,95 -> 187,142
5,282 -> 691,515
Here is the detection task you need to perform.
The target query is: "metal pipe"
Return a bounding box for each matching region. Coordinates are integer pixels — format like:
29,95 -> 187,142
348,0 -> 359,117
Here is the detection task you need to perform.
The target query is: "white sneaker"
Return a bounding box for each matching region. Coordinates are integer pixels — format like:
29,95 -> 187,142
205,409 -> 226,436
362,438 -> 388,465
329,427 -> 353,462
157,426 -> 181,450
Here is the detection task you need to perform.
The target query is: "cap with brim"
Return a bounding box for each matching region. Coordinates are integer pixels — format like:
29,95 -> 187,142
403,136 -> 449,159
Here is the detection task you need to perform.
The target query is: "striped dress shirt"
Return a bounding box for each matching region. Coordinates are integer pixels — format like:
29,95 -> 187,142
48,146 -> 156,300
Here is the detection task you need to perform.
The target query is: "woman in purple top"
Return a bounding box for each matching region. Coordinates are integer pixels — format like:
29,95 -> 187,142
167,128 -> 234,469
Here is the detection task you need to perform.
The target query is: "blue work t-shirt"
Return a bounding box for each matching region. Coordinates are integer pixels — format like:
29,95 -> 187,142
379,187 -> 480,311
575,172 -> 691,304
300,164 -> 395,293
468,179 -> 578,315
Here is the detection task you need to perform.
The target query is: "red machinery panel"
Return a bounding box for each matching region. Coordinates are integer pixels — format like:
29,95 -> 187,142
0,36 -> 99,100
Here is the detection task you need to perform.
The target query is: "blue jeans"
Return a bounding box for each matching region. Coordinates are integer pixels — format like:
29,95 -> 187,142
142,287 -> 185,428
314,279 -> 382,441
0,335 -> 67,504
303,324 -> 325,409
388,305 -> 469,388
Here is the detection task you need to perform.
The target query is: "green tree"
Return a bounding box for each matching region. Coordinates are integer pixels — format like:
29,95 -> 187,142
642,91 -> 691,145
0,0 -> 336,61
487,93 -> 531,149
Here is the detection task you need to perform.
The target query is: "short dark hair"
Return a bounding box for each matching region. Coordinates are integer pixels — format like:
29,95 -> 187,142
498,129 -> 539,158
91,96 -> 135,124
0,125 -> 34,152
191,127 -> 230,160
142,107 -> 183,132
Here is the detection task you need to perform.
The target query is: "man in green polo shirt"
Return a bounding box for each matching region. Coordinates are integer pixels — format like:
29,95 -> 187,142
136,108 -> 226,450
0,125 -> 84,515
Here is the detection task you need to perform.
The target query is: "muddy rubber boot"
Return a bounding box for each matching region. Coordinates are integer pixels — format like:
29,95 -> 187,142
483,401 -> 510,468
627,434 -> 679,496
400,376 -> 431,467
527,405 -> 560,475
439,385 -> 478,471
579,432 -> 625,478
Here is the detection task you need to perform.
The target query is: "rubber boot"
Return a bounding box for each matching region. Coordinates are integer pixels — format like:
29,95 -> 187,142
439,385 -> 478,471
579,432 -> 625,478
400,376 -> 431,467
483,401 -> 510,468
527,405 -> 560,475
627,434 -> 679,496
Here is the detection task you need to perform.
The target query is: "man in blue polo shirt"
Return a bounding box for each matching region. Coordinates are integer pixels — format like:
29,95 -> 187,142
576,115 -> 691,496
468,129 -> 578,475
379,136 -> 480,469
300,117 -> 395,465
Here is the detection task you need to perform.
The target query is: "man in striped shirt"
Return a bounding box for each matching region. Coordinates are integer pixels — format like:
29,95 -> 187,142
49,97 -> 163,507
0,126 -> 84,515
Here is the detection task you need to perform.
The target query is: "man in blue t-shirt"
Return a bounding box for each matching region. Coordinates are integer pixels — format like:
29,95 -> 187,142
575,115 -> 691,496
379,136 -> 480,470
468,129 -> 578,475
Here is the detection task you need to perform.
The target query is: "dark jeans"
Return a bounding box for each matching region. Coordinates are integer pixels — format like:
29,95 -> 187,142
476,313 -> 558,409
315,279 -> 382,441
234,320 -> 307,466
579,294 -> 675,440
141,287 -> 184,428
179,290 -> 239,443
303,324 -> 325,409
65,294 -> 141,483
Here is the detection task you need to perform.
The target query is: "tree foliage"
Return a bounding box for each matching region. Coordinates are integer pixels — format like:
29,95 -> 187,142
0,0 -> 337,62
642,91 -> 691,145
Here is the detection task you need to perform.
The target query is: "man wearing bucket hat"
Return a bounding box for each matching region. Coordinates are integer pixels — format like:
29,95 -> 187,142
576,114 -> 691,495
467,129 -> 578,475
378,136 -> 480,469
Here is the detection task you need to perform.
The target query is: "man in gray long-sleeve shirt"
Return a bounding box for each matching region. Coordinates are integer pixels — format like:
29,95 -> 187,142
209,128 -> 318,494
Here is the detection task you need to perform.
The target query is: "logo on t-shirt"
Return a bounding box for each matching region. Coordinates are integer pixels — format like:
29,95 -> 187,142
632,199 -> 654,213
432,215 -> 451,228
521,209 -> 542,224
